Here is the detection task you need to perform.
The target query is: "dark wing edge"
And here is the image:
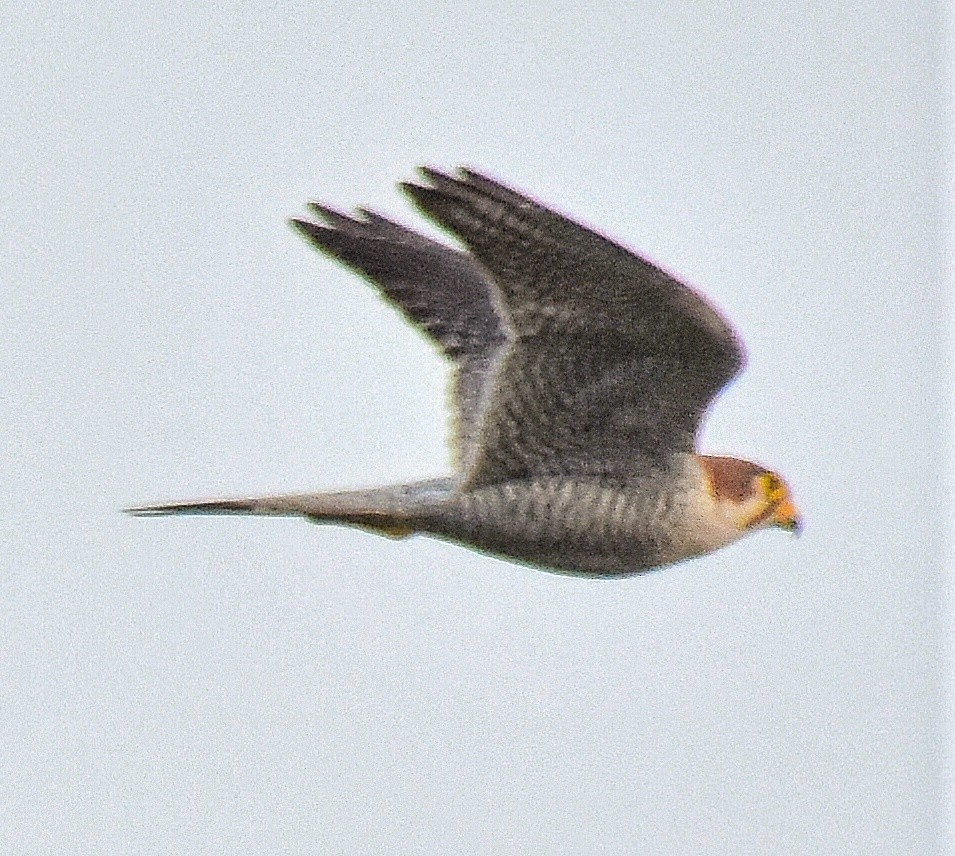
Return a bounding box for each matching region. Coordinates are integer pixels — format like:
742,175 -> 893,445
400,167 -> 747,486
291,205 -> 509,472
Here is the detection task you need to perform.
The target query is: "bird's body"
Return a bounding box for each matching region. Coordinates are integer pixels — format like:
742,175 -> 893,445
129,167 -> 800,575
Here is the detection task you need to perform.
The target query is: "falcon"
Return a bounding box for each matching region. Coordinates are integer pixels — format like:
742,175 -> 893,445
128,167 -> 801,576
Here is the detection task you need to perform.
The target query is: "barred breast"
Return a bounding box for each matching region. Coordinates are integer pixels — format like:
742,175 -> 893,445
417,477 -> 687,576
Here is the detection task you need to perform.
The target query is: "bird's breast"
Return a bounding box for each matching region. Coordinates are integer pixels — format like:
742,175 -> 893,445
416,477 -> 686,576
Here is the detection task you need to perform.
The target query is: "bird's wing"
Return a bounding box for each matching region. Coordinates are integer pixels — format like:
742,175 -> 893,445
401,167 -> 747,488
292,206 -> 509,473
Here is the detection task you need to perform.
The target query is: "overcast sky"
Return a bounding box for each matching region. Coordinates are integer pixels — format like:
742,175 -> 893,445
4,2 -> 952,853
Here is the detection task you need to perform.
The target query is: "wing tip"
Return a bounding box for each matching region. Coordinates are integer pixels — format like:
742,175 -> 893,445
403,166 -> 533,215
289,215 -> 317,234
415,165 -> 453,183
401,166 -> 464,200
416,165 -> 490,185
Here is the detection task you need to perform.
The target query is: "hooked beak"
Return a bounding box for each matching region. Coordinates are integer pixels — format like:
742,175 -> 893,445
771,497 -> 802,535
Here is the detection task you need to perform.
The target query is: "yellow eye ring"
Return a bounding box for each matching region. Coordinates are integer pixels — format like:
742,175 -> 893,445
760,472 -> 783,500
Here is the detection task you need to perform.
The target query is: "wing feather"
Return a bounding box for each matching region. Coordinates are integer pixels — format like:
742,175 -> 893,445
292,208 -> 508,471
401,167 -> 746,487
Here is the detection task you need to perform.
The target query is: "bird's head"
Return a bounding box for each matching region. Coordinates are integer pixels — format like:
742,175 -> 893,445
698,455 -> 802,536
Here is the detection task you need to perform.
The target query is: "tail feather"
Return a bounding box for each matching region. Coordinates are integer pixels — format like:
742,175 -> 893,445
123,483 -> 450,539
124,495 -> 323,518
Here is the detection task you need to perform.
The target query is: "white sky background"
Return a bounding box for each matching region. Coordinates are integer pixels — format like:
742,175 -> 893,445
4,2 -> 952,853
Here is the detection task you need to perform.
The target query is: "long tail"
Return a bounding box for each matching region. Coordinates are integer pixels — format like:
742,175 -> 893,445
125,479 -> 454,539
126,494 -> 332,517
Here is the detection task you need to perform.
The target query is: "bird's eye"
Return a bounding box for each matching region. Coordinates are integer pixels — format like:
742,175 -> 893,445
761,472 -> 782,498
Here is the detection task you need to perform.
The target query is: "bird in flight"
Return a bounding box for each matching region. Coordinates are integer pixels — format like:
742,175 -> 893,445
128,167 -> 800,576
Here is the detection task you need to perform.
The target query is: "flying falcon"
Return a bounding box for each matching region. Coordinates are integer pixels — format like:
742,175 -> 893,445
128,167 -> 801,576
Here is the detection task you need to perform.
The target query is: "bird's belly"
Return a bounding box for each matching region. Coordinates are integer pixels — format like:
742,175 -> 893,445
419,479 -> 675,576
